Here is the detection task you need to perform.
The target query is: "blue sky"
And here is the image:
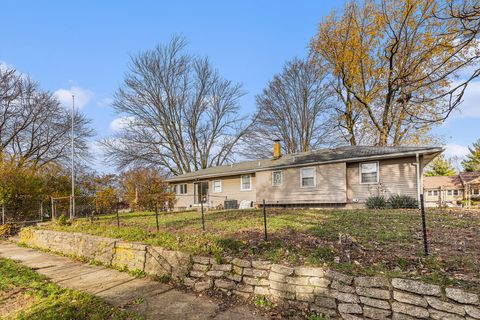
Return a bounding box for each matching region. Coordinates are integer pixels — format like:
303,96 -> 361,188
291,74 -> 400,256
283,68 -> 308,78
0,1 -> 477,171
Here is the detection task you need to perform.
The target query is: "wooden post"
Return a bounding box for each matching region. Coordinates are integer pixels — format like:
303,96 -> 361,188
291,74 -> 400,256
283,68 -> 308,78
1,203 -> 5,225
420,194 -> 429,256
40,201 -> 44,222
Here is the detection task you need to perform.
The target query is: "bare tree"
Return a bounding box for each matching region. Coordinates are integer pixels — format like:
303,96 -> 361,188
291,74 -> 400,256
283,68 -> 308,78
0,65 -> 94,167
102,37 -> 251,175
244,59 -> 338,158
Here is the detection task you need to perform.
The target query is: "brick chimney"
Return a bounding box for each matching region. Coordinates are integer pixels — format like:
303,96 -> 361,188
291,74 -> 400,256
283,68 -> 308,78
273,140 -> 281,159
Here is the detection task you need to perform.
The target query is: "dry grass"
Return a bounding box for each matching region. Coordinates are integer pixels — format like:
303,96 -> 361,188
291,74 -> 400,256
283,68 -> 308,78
39,208 -> 480,291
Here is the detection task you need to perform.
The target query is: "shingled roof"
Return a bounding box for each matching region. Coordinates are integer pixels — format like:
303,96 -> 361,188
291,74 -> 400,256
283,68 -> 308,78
424,172 -> 480,189
167,145 -> 443,182
423,176 -> 463,189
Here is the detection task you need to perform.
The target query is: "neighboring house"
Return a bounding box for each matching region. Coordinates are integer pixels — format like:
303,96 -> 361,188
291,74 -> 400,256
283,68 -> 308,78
424,172 -> 480,208
166,142 -> 442,210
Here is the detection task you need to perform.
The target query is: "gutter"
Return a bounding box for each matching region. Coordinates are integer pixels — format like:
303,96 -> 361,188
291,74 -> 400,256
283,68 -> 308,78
166,148 -> 444,183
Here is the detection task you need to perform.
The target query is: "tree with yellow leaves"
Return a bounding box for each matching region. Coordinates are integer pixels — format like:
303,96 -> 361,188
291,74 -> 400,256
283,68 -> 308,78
310,0 -> 480,146
120,168 -> 174,211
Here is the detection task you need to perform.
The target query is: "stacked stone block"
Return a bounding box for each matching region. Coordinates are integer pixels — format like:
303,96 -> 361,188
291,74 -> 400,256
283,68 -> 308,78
19,228 -> 480,319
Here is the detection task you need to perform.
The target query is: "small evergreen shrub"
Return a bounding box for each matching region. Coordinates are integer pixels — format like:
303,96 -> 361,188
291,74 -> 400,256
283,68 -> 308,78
57,214 -> 68,226
366,196 -> 387,209
387,194 -> 418,209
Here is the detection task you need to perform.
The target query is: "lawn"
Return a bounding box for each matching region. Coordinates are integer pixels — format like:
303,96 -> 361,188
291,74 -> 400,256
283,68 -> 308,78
0,258 -> 142,320
38,208 -> 480,292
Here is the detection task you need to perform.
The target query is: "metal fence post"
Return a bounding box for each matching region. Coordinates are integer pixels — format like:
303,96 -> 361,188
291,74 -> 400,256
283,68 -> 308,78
263,199 -> 268,241
155,204 -> 159,232
420,194 -> 428,256
40,201 -> 44,222
116,199 -> 120,228
201,198 -> 205,231
72,195 -> 76,220
51,197 -> 55,221
1,203 -> 5,225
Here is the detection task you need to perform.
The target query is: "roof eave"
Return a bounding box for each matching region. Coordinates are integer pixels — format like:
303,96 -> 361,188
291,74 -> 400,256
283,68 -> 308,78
166,147 -> 443,183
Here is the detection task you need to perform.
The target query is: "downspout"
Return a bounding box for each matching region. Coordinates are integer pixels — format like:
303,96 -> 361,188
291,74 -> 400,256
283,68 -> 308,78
415,153 -> 421,209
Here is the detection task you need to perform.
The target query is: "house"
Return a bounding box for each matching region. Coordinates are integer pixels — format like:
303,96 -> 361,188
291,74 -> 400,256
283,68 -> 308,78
166,142 -> 442,210
424,172 -> 480,208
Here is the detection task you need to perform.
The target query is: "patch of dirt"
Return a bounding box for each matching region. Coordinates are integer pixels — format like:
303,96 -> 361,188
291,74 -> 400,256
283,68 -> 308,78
0,288 -> 35,318
229,211 -> 480,292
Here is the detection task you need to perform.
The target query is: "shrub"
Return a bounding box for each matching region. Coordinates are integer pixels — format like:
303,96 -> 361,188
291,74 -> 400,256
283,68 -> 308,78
366,196 -> 387,209
57,214 -> 68,226
387,194 -> 418,209
470,195 -> 480,202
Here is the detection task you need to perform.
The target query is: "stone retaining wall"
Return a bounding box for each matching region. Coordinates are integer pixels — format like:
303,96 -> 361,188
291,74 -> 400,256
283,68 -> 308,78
19,228 -> 480,320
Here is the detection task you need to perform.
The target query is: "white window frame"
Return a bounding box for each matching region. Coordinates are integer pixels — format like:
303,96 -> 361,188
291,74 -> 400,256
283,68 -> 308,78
300,167 -> 316,188
240,175 -> 252,191
176,184 -> 187,195
272,171 -> 283,187
447,190 -> 453,196
359,161 -> 379,185
212,180 -> 222,193
453,189 -> 460,196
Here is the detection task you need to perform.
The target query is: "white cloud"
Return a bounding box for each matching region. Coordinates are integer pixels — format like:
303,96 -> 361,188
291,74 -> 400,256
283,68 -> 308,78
0,61 -> 13,71
54,85 -> 94,109
443,143 -> 469,159
109,116 -> 135,132
97,97 -> 113,107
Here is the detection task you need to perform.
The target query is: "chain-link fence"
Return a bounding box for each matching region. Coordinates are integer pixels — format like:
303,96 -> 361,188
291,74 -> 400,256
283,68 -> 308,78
50,196 -> 120,220
1,196 -> 48,225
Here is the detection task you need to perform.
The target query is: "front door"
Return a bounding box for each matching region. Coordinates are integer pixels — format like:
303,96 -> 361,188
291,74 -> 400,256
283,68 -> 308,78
194,182 -> 209,204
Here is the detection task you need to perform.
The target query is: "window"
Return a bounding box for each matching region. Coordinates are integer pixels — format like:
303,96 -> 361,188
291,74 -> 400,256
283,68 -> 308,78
447,190 -> 453,196
213,180 -> 222,193
176,184 -> 187,195
300,167 -> 316,188
194,182 -> 208,204
428,190 -> 438,196
360,162 -> 379,184
272,171 -> 283,187
241,175 -> 252,191
453,190 -> 460,196
474,189 -> 480,195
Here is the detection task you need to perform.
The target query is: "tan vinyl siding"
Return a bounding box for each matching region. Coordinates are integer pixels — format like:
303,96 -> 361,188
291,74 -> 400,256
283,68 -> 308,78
172,156 -> 421,208
256,162 -> 347,204
347,156 -> 418,203
424,188 -> 464,207
173,182 -> 195,209
207,175 -> 256,208
172,175 -> 256,209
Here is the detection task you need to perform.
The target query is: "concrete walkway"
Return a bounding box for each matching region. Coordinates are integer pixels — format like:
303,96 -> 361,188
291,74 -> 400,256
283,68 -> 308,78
0,242 -> 266,320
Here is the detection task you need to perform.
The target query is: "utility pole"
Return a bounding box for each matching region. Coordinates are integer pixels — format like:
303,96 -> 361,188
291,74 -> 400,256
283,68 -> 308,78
71,95 -> 76,220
